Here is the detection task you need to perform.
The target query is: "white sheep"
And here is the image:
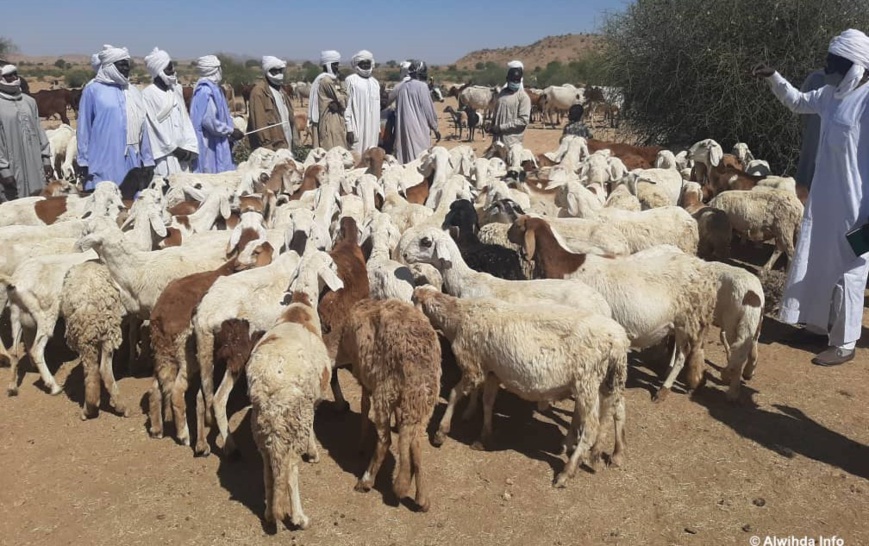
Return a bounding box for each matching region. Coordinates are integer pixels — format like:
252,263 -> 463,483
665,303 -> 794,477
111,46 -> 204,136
604,184 -> 642,211
361,212 -> 414,301
731,142 -> 755,166
745,159 -> 771,177
413,287 -> 629,488
0,181 -> 124,228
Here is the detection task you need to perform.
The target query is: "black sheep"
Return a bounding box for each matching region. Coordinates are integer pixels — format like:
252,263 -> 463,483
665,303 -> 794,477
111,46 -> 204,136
442,199 -> 526,280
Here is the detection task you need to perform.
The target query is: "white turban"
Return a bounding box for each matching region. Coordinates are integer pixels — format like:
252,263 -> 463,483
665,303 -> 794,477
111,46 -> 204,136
398,60 -> 411,81
507,60 -> 524,70
320,50 -> 340,66
98,44 -> 130,67
352,50 -> 374,77
145,47 -> 172,79
262,55 -> 286,73
0,64 -> 16,76
828,29 -> 869,98
196,55 -> 222,83
90,53 -> 101,73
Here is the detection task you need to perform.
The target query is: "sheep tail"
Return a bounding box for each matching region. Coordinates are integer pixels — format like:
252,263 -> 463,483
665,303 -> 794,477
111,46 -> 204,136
602,343 -> 628,396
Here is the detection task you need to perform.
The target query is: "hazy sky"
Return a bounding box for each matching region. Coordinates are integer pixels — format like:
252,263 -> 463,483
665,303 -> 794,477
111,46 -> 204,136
4,0 -> 626,64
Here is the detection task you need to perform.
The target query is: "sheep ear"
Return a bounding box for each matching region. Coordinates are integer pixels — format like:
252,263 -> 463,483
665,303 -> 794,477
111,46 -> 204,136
709,144 -> 722,168
320,265 -> 344,292
150,211 -> 168,237
220,196 -> 231,219
433,238 -> 452,267
567,192 -> 580,216
523,228 -> 536,261
227,227 -> 242,255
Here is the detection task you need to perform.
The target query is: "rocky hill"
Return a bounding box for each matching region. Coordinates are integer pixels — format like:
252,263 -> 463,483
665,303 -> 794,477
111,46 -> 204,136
453,33 -> 604,70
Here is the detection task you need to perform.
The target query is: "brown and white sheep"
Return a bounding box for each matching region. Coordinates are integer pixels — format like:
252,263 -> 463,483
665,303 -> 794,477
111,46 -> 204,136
337,299 -> 442,511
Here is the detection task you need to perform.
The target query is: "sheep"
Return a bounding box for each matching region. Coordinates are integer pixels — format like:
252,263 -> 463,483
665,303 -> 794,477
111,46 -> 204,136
167,185 -> 233,237
745,159 -> 771,177
46,124 -> 75,179
557,182 -> 699,254
148,240 -> 275,455
507,216 -> 718,400
60,134 -> 78,180
443,105 -> 465,139
708,189 -> 803,271
337,299 -> 441,511
442,199 -> 526,280
361,212 -> 415,301
247,292 -> 331,531
654,150 -> 678,170
413,287 -> 629,488
59,261 -> 127,420
731,142 -> 755,167
587,139 -> 662,168
5,250 -> 98,396
604,184 -> 642,211
316,217 -> 370,412
688,139 -> 749,193
0,181 -> 125,228
398,226 -> 612,318
195,249 -> 342,456
708,262 -> 765,401
620,168 -> 684,207
754,175 -> 796,195
680,181 -> 732,261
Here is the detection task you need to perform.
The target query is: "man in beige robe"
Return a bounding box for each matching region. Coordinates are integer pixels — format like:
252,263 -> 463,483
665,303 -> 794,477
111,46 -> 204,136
315,51 -> 348,151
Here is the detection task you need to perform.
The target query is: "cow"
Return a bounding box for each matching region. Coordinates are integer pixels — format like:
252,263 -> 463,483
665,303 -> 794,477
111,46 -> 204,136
32,88 -> 72,125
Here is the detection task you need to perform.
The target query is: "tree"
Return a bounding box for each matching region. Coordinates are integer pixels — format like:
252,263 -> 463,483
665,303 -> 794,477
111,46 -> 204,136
604,0 -> 869,172
302,60 -> 315,69
244,59 -> 260,68
475,61 -> 485,70
65,69 -> 91,88
54,58 -> 68,69
386,60 -> 398,68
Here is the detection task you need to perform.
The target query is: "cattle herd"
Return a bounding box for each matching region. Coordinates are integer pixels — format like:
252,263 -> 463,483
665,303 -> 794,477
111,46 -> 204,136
1,78 -> 809,531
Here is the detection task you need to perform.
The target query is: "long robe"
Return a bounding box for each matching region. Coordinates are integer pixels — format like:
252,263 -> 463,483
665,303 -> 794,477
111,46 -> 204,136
491,88 -> 531,148
394,79 -> 438,164
308,72 -> 329,149
344,73 -> 381,154
247,79 -> 299,152
77,81 -> 154,190
0,91 -> 49,200
142,83 -> 198,176
316,76 -> 348,151
190,79 -> 234,173
795,70 -> 826,188
767,72 -> 869,346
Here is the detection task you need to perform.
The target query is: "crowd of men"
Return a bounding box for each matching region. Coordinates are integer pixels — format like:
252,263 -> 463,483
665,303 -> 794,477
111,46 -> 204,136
0,46 -> 532,201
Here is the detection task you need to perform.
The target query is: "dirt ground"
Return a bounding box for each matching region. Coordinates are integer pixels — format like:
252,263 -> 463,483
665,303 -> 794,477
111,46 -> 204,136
3,93 -> 867,546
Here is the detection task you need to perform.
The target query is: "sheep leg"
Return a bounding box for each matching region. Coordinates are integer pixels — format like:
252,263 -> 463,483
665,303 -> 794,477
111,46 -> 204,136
357,387 -> 371,455
742,336 -> 760,381
655,335 -> 687,402
287,461 -> 309,529
6,312 -> 24,396
724,336 -> 753,402
213,368 -> 238,455
126,318 -> 140,376
81,346 -> 101,420
554,391 -> 600,488
195,330 -> 216,425
329,367 -> 350,412
393,422 -> 413,500
355,406 -> 391,493
259,446 -> 277,525
30,332 -> 62,395
410,424 -> 430,512
148,378 -> 164,438
99,344 -> 127,417
588,388 -> 624,471
194,389 -> 211,457
433,377 -> 471,447
460,387 -> 479,421
306,422 -> 320,464
472,374 -> 499,451
610,394 -> 627,468
171,363 -> 190,447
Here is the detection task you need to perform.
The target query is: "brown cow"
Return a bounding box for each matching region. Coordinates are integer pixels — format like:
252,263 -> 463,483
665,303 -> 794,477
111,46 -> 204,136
32,89 -> 72,124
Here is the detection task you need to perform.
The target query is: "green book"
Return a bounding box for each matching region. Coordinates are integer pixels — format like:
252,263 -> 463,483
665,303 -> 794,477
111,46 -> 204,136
846,223 -> 869,257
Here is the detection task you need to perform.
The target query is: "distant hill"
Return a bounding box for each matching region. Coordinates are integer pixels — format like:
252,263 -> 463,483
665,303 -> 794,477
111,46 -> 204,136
453,33 -> 604,71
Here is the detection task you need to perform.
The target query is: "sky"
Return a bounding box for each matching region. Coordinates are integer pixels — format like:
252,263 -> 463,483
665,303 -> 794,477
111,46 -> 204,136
3,0 -> 626,65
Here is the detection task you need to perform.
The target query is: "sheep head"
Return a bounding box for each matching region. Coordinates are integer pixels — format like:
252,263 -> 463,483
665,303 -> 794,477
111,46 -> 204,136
399,227 -> 455,271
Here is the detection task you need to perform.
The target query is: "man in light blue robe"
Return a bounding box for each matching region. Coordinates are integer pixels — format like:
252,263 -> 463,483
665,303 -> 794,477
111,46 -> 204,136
77,45 -> 153,190
190,55 -> 240,173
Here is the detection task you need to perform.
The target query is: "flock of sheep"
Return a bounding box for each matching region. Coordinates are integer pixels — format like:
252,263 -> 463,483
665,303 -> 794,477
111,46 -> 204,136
0,133 -> 803,530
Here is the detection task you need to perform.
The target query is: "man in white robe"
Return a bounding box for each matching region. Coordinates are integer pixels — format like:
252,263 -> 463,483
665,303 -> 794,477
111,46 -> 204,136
344,50 -> 381,154
141,48 -> 198,176
755,29 -> 869,365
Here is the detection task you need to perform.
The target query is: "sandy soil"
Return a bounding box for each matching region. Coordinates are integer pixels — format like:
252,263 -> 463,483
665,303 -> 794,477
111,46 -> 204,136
4,94 -> 867,546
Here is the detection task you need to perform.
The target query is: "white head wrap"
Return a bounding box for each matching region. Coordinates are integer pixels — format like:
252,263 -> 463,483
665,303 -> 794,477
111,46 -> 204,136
0,65 -> 20,95
262,55 -> 286,86
320,50 -> 340,76
94,44 -> 131,88
196,55 -> 222,83
351,50 -> 375,78
507,59 -> 524,88
145,48 -> 171,78
828,29 -> 869,98
90,53 -> 101,73
399,60 -> 411,81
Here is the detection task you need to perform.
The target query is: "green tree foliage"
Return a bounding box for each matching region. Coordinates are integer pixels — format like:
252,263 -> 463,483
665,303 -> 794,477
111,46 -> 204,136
244,59 -> 260,69
65,69 -> 92,88
604,0 -> 869,172
54,58 -> 69,69
216,54 -> 259,87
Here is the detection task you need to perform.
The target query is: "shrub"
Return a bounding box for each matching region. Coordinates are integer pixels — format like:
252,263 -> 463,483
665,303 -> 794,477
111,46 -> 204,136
603,0 -> 869,172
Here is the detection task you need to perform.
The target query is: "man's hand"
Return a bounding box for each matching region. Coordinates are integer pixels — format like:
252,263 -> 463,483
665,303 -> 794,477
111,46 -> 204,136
79,166 -> 89,183
0,175 -> 15,188
174,148 -> 195,163
328,101 -> 343,113
230,128 -> 244,142
434,130 -> 441,143
752,64 -> 775,78
347,131 -> 355,146
43,165 -> 54,179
